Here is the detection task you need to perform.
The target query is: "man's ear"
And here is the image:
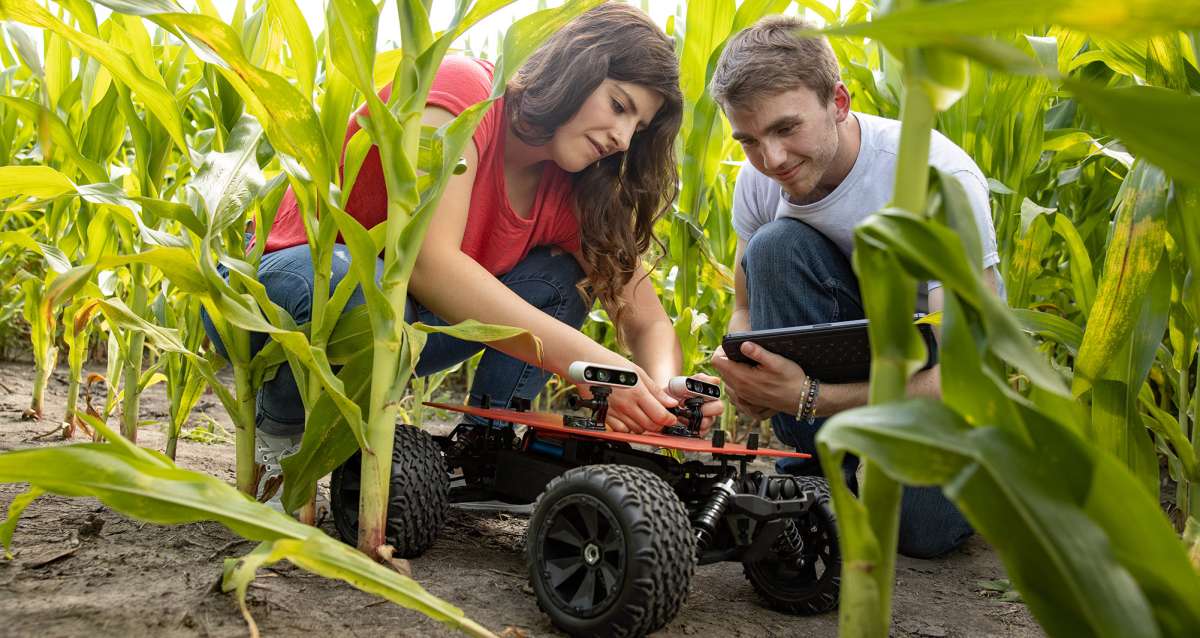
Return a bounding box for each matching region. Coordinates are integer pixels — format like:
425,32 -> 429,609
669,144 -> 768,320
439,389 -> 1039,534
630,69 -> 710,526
832,82 -> 852,121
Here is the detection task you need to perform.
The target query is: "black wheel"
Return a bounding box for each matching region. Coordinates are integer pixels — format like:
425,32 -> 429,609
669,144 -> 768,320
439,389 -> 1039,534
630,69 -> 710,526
743,475 -> 840,614
527,465 -> 695,637
330,423 -> 449,558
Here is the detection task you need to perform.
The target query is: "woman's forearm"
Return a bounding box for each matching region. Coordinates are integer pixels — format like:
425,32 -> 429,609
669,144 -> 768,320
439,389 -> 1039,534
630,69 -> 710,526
409,249 -> 616,376
623,317 -> 682,385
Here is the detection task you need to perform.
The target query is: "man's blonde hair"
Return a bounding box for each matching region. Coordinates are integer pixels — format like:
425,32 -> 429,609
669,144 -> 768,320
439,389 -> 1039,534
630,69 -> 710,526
710,15 -> 840,109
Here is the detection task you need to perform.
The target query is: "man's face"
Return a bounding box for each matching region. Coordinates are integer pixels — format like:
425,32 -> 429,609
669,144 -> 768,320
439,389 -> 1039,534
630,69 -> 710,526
725,86 -> 841,201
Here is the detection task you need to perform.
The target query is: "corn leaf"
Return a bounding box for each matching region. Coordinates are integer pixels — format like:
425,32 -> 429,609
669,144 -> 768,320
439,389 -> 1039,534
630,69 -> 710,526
99,248 -> 208,293
1074,161 -> 1169,395
0,165 -> 77,200
413,319 -> 543,367
146,11 -> 334,189
187,115 -> 266,233
819,398 -> 1200,638
280,348 -> 373,513
1051,214 -> 1097,315
0,486 -> 44,559
1013,308 -> 1084,355
823,0 -> 1200,43
1092,258 -> 1172,495
265,0 -> 316,97
0,96 -> 107,183
0,424 -> 492,637
0,0 -> 189,154
1066,82 -> 1200,187
857,210 -> 1070,398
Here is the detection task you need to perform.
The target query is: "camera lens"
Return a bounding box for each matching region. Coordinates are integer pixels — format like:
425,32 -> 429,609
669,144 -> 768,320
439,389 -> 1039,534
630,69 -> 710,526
687,380 -> 696,391
596,369 -> 610,382
585,368 -> 593,380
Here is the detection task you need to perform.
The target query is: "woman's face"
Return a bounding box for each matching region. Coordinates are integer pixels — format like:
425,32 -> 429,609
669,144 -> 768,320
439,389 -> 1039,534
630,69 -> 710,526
546,79 -> 665,173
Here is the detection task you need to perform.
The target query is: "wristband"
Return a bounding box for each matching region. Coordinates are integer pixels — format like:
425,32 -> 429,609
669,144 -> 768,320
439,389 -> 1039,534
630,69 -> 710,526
799,377 -> 821,425
795,376 -> 811,421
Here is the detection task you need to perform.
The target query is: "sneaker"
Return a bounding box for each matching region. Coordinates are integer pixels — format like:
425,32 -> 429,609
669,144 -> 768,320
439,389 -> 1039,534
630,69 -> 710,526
254,430 -> 305,513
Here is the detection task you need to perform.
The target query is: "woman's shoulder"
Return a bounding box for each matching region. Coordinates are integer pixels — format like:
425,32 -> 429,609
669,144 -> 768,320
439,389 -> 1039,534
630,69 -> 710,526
430,55 -> 496,110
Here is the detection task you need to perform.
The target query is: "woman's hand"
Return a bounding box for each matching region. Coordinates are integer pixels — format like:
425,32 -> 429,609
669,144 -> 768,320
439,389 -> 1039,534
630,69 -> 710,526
599,368 -> 680,434
662,372 -> 724,436
574,360 -> 678,434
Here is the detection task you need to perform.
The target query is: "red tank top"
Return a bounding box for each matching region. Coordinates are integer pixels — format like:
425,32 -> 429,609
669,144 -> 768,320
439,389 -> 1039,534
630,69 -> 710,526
262,56 -> 581,275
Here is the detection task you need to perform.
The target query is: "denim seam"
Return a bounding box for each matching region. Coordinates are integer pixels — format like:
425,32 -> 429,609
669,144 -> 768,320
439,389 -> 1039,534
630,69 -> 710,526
821,276 -> 841,322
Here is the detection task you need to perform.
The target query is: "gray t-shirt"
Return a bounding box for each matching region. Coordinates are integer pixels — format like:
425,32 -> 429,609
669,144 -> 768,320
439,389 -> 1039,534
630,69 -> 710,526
733,112 -> 1000,308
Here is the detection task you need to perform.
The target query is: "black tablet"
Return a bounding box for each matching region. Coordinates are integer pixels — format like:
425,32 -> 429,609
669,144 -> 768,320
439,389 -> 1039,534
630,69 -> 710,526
721,316 -> 938,384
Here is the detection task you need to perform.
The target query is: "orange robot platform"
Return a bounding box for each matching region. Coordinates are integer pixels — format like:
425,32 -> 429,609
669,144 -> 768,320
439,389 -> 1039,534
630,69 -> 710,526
425,402 -> 812,459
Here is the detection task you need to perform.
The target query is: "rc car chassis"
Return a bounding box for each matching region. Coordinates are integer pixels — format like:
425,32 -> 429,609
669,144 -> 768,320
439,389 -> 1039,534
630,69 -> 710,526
330,384 -> 840,637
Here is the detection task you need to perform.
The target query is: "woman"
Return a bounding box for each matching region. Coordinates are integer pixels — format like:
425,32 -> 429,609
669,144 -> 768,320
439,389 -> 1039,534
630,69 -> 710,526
218,3 -> 720,490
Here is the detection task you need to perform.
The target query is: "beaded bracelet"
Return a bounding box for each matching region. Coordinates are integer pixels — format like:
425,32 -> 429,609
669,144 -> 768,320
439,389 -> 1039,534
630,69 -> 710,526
799,377 -> 821,424
795,376 -> 811,422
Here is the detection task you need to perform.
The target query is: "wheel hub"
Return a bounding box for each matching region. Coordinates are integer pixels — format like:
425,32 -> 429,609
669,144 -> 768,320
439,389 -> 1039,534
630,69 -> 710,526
536,493 -> 626,618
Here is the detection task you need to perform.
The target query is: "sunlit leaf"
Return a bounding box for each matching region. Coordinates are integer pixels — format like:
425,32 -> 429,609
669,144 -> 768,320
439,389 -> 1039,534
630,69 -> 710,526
1074,161 -> 1169,394
0,423 -> 492,637
819,399 -> 1200,637
1066,82 -> 1200,187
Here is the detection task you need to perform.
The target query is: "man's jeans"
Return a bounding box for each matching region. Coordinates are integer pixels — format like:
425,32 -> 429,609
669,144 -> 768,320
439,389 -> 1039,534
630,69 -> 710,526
202,243 -> 587,437
742,217 -> 973,559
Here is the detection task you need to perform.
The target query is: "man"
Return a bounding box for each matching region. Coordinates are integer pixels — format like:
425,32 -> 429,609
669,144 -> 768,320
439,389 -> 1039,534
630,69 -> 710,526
708,15 -> 1002,559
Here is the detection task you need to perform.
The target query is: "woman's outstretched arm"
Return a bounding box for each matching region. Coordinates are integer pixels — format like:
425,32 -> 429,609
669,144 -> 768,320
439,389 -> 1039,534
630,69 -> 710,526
408,107 -> 677,433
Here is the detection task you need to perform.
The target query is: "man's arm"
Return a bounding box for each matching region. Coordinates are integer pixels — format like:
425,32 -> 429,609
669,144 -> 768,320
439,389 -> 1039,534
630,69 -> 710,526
718,237 -> 777,420
713,266 -> 1000,417
728,238 -> 751,333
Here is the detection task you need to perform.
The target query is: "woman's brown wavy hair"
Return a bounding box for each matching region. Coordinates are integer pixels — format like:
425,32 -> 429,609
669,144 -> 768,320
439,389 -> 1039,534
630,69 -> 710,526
504,3 -> 682,332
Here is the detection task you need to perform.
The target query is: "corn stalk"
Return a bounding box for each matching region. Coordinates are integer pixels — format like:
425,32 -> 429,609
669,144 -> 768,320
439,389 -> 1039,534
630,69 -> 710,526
816,1 -> 1200,635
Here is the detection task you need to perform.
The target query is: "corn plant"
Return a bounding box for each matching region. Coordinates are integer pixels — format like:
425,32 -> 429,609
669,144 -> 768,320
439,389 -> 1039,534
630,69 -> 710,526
244,0 -> 604,558
152,287 -> 211,460
59,293 -> 100,436
0,0 -> 597,630
0,414 -> 494,637
810,0 -> 1200,635
1,0 -> 599,557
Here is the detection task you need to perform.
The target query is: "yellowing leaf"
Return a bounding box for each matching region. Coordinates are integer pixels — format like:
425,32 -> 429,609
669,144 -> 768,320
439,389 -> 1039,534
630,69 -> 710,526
0,165 -> 77,200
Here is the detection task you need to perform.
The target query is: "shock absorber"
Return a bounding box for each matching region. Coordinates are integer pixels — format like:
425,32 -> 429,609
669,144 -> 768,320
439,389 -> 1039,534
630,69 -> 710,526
693,476 -> 737,551
746,474 -> 807,563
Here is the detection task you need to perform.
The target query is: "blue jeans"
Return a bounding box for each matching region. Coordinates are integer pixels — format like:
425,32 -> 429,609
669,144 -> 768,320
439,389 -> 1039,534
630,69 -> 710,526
742,218 -> 973,559
202,244 -> 587,437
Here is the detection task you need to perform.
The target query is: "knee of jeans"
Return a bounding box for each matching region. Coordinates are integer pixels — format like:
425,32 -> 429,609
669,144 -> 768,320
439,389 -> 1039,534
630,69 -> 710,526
743,219 -> 829,281
897,486 -> 973,558
559,281 -> 588,329
258,267 -> 314,324
517,249 -> 588,329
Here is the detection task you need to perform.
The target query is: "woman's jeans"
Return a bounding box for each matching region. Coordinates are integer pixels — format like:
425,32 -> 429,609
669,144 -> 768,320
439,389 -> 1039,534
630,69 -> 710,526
201,243 -> 587,437
742,217 -> 974,559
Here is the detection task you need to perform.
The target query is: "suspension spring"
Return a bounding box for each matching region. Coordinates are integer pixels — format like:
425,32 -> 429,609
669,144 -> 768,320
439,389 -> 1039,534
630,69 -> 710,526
742,472 -> 808,560
694,476 -> 737,550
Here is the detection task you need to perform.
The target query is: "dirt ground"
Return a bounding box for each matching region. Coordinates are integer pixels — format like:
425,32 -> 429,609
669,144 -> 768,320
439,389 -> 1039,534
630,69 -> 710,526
0,360 -> 1040,637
